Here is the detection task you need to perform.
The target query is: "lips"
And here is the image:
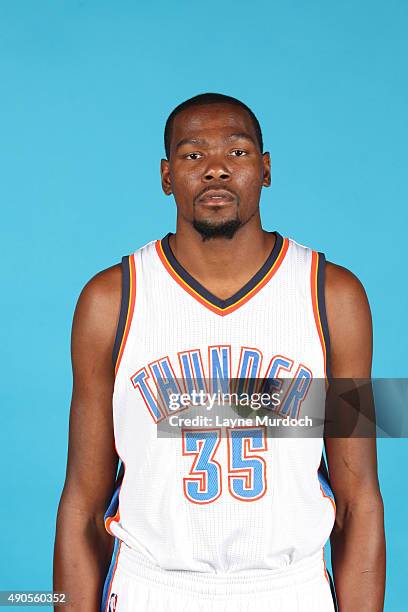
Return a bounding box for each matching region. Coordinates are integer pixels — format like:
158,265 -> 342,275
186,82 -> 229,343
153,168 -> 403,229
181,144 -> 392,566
198,189 -> 235,203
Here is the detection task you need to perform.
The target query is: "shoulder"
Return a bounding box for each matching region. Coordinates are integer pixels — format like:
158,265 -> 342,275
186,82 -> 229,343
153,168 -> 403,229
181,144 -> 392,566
77,263 -> 122,316
324,260 -> 371,317
72,263 -> 123,351
324,261 -> 373,376
287,237 -> 370,311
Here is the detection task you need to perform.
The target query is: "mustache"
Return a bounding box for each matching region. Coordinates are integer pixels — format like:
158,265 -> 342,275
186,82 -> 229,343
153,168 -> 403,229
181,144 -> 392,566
193,185 -> 239,203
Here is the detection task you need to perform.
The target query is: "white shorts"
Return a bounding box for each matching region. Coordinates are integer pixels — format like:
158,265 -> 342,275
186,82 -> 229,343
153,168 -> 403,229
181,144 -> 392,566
102,541 -> 336,612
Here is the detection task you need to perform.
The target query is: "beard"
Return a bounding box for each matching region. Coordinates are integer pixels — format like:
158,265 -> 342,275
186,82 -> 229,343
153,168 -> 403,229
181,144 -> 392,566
193,217 -> 242,241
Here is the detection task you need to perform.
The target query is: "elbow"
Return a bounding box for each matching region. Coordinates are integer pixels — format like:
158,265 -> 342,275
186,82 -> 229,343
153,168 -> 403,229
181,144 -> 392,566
333,489 -> 384,534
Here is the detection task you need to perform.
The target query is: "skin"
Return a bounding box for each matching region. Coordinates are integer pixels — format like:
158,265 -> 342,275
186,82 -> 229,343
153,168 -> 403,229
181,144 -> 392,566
325,265 -> 385,610
53,265 -> 121,609
54,102 -> 385,611
161,103 -> 275,297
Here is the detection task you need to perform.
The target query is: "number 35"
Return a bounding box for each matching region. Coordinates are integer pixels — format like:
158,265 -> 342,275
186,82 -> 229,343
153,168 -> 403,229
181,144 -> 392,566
182,427 -> 267,504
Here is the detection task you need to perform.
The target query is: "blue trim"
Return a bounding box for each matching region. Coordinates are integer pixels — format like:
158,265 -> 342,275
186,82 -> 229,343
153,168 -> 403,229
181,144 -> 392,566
160,231 -> 283,309
319,455 -> 337,609
101,464 -> 124,611
103,484 -> 120,523
318,457 -> 335,503
328,570 -> 339,611
316,252 -> 332,379
103,462 -> 124,523
100,537 -> 120,612
112,256 -> 130,367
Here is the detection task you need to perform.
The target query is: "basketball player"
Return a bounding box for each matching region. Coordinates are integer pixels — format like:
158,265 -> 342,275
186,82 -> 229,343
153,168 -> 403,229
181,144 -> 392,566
54,93 -> 385,611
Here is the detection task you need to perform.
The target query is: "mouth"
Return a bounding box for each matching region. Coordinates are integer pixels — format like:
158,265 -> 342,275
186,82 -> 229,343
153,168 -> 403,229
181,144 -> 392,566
197,189 -> 236,206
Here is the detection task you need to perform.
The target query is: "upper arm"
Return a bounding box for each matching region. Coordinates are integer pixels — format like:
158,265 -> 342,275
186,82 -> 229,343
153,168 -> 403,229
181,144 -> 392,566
323,262 -> 382,515
325,262 -> 372,378
61,263 -> 122,516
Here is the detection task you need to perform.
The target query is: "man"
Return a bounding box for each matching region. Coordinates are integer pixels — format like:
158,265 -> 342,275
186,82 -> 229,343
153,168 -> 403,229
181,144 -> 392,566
54,93 -> 385,611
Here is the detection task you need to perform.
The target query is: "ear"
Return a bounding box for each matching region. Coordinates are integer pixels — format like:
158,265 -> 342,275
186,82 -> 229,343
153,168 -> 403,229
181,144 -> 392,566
160,158 -> 172,195
262,152 -> 271,187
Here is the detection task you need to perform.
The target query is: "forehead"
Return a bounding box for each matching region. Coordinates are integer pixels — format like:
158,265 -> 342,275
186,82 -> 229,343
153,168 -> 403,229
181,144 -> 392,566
170,103 -> 257,144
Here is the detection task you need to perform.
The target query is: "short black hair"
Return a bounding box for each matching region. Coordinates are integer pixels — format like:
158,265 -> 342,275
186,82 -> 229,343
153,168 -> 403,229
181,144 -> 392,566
164,92 -> 263,159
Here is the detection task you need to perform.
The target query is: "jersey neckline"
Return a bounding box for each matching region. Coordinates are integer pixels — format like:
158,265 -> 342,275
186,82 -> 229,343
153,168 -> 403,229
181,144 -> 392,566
155,231 -> 289,316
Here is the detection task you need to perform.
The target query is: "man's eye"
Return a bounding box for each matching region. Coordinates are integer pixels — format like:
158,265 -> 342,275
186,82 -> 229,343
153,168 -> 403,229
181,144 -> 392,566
185,152 -> 202,160
230,150 -> 247,157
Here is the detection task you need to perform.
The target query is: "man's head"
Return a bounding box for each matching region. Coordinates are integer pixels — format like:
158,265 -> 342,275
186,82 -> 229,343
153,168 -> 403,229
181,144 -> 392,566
161,93 -> 271,241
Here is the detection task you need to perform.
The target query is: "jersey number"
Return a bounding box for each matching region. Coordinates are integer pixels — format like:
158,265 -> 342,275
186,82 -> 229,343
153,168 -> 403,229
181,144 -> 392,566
182,427 -> 267,504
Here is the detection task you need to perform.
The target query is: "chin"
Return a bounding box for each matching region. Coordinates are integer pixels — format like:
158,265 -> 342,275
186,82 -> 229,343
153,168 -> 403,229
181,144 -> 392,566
193,218 -> 242,241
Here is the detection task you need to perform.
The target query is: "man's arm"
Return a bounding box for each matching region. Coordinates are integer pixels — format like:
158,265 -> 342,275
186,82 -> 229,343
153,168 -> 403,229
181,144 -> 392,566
324,262 -> 386,611
53,265 -> 122,610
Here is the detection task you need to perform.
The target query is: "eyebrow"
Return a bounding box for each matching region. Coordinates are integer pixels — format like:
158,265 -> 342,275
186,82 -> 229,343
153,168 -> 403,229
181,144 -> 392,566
227,132 -> 256,144
175,137 -> 209,150
175,132 -> 256,151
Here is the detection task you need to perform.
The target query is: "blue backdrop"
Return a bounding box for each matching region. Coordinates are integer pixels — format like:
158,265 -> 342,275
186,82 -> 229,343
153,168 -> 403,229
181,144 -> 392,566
1,1 -> 406,609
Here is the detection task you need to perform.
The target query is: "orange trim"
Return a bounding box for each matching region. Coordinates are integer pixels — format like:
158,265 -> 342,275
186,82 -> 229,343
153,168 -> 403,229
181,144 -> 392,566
105,447 -> 125,536
105,507 -> 121,535
104,541 -> 122,612
114,254 -> 136,376
322,547 -> 329,582
156,237 -> 289,317
319,482 -> 336,515
310,251 -> 328,378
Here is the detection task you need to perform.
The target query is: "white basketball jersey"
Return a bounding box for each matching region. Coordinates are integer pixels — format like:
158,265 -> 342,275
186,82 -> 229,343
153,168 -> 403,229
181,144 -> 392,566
104,231 -> 336,575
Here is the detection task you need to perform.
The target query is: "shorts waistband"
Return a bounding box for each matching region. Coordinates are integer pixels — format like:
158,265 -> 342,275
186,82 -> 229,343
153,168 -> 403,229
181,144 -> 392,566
116,543 -> 327,597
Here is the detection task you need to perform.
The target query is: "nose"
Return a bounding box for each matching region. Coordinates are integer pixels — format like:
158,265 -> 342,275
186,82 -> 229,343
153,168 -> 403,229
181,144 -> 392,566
202,157 -> 231,182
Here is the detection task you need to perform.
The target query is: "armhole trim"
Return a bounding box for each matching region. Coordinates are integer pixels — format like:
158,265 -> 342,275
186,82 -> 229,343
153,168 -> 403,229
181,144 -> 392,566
311,251 -> 332,380
112,254 -> 136,377
101,538 -> 121,612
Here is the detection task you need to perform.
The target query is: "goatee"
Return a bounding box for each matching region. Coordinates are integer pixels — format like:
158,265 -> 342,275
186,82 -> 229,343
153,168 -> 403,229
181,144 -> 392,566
193,218 -> 241,241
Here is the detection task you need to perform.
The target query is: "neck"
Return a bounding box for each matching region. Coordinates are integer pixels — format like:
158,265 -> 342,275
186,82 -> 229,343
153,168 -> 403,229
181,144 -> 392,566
168,215 -> 276,300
